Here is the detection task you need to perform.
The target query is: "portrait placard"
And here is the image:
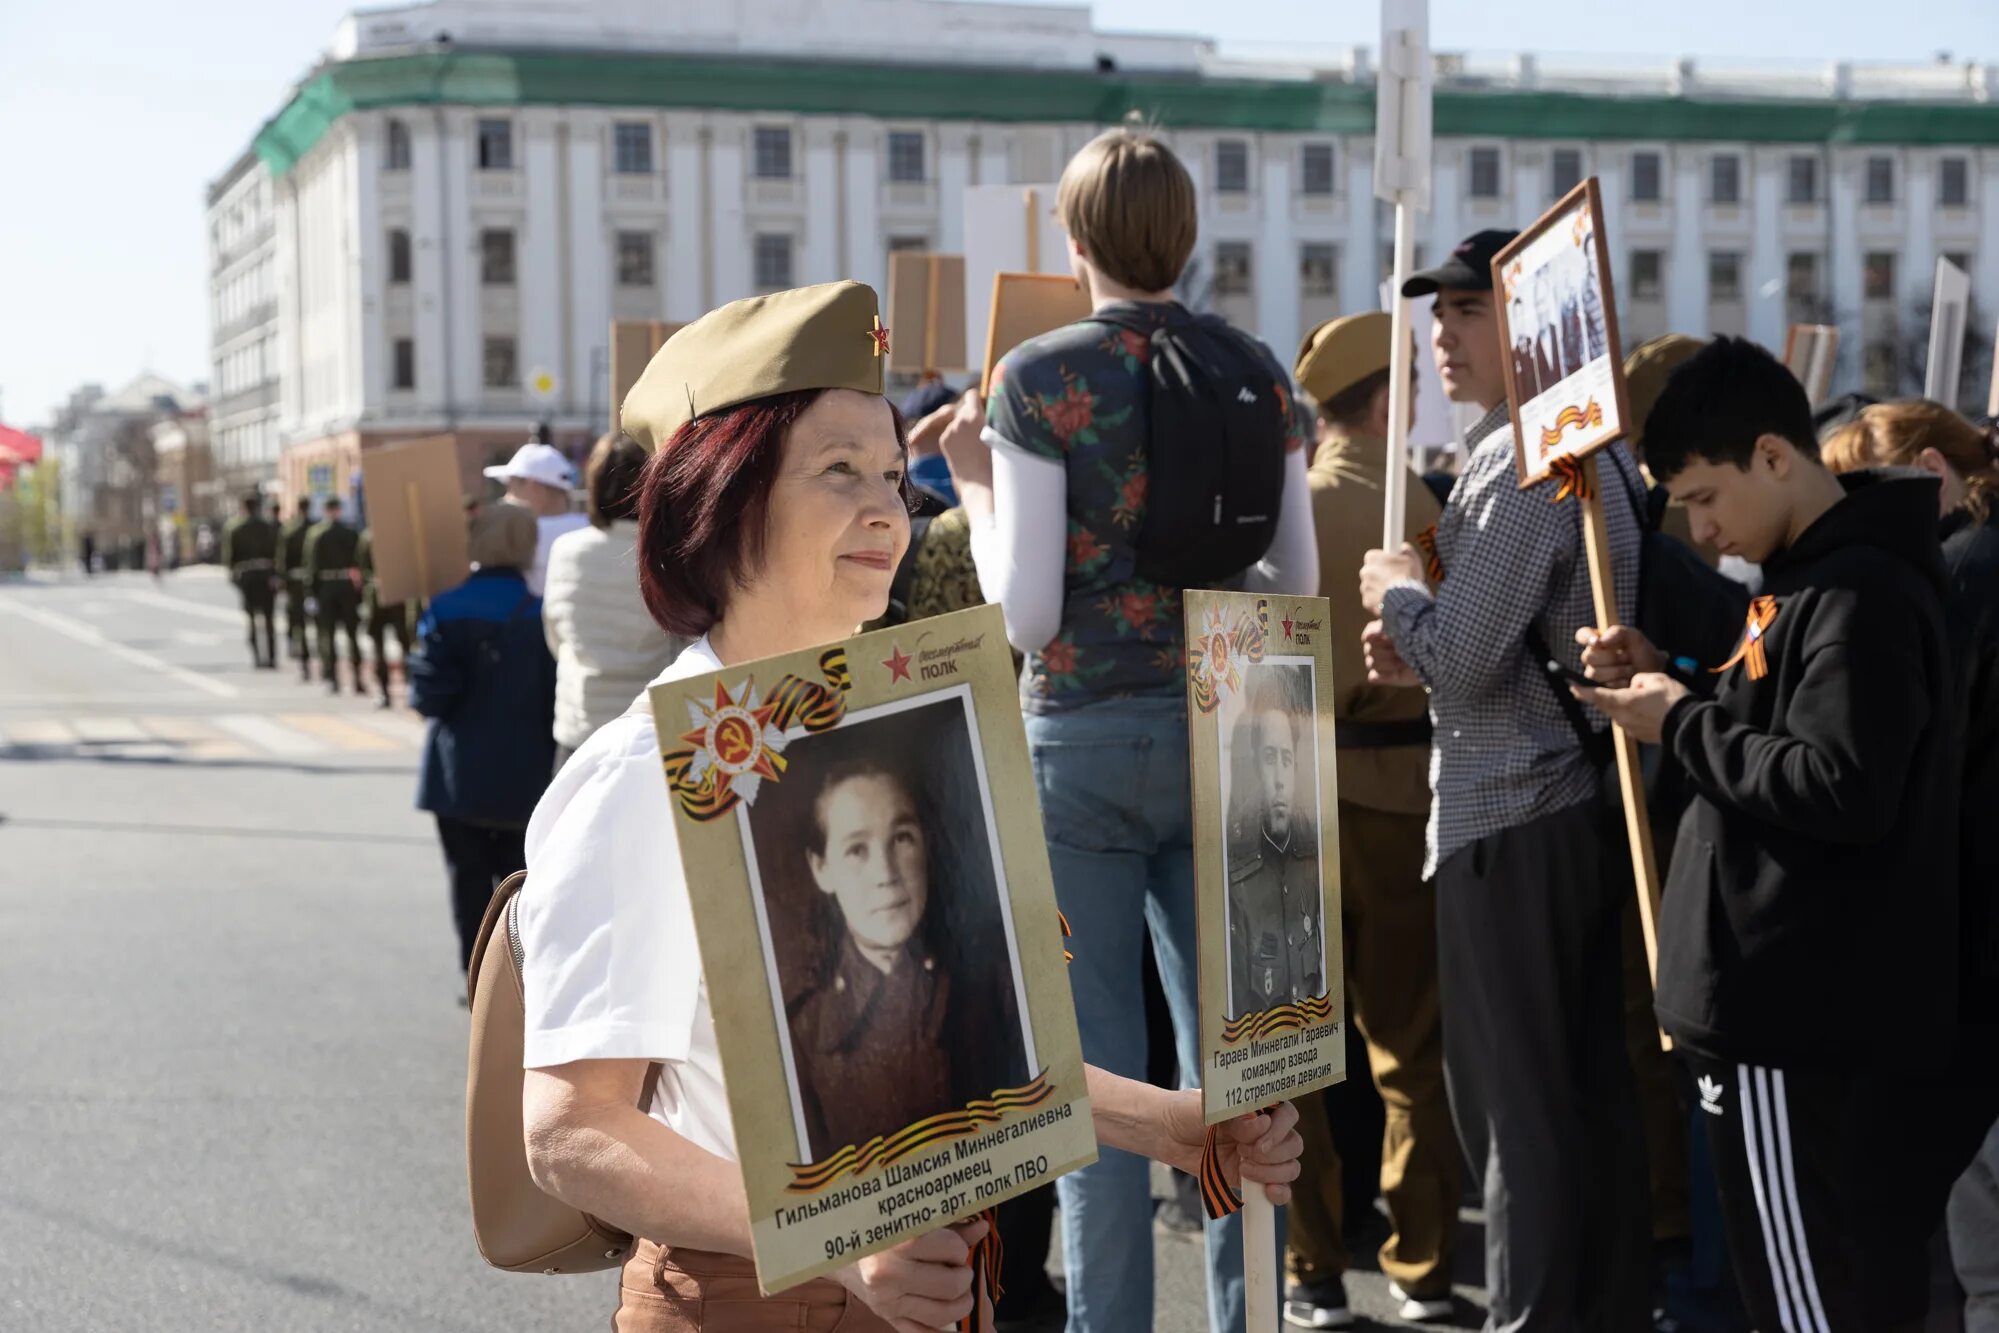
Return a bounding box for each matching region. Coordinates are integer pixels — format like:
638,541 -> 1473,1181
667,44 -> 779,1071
981,273 -> 1092,396
963,182 -> 1071,376
611,320 -> 687,434
887,253 -> 969,376
649,605 -> 1095,1294
356,434 -> 469,606
1492,178 -> 1631,488
1782,324 -> 1840,407
1926,257 -> 1972,405
1185,590 -> 1347,1126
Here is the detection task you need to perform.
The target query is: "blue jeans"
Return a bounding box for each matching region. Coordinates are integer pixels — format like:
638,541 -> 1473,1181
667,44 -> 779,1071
1025,696 -> 1254,1333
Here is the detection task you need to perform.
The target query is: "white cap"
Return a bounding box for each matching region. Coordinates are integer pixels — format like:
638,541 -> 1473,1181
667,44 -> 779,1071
482,442 -> 574,490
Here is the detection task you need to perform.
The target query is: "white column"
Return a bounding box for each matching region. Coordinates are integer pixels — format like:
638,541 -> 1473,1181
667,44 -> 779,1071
1256,147 -> 1299,356
664,115 -> 706,321
1747,149 -> 1786,353
276,176 -> 304,437
1512,147 -> 1547,231
520,112 -> 565,414
410,113 -> 450,417
843,121 -> 883,295
1426,148 -> 1460,264
1343,143 -> 1377,312
1977,148 -> 1999,327
802,122 -> 841,285
564,114 -> 611,427
1181,137 -> 1207,264
1902,153 -> 1937,317
938,124 -> 972,252
441,112 -> 481,420
709,121 -> 750,304
1829,151 -> 1863,388
349,126 -> 382,423
1597,153 -> 1628,297
1668,146 -> 1707,335
976,131 -> 1009,188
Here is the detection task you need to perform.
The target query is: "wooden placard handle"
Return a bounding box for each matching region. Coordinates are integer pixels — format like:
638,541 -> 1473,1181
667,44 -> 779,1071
924,253 -> 941,377
1024,189 -> 1040,272
406,479 -> 432,600
1581,456 -> 1670,1051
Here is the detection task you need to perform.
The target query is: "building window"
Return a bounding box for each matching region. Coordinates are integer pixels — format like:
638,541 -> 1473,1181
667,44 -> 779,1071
616,231 -> 655,287
1631,250 -> 1664,301
1214,241 -> 1253,296
1941,156 -> 1970,207
753,126 -> 793,180
1300,143 -> 1335,197
1864,341 -> 1900,397
385,118 -> 412,171
1708,251 -> 1743,301
1787,155 -> 1819,205
1299,243 -> 1337,299
1711,154 -> 1741,204
612,122 -> 654,176
1216,140 -> 1250,194
476,118 -> 514,171
1468,147 -> 1502,199
483,336 -> 518,389
887,131 -> 926,184
1551,148 -> 1583,198
388,228 -> 412,285
1786,251 -> 1823,320
887,235 -> 928,256
753,233 -> 794,290
392,338 -> 416,391
1864,251 -> 1897,301
1631,152 -> 1663,203
480,229 -> 516,286
1944,251 -> 1974,277
1864,156 -> 1895,205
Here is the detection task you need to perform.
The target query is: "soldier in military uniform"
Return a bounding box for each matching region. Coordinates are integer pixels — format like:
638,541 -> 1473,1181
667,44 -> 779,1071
356,527 -> 412,709
785,757 -> 1029,1162
219,492 -> 279,669
280,499 -> 315,678
303,496 -> 365,694
1225,671 -> 1325,1020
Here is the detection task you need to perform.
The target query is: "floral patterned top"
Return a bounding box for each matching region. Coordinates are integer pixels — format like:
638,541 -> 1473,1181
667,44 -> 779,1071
985,301 -> 1314,714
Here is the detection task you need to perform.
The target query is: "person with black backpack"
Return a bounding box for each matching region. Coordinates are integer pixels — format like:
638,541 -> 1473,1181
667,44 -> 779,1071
1357,230 -> 1653,1332
937,122 -> 1318,1333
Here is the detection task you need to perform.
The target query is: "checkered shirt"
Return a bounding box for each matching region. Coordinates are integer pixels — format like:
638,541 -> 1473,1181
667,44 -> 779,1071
1380,405 -> 1645,876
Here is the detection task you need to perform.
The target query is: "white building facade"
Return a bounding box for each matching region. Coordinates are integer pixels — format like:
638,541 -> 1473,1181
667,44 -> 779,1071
206,152 -> 284,497
210,0 -> 1999,496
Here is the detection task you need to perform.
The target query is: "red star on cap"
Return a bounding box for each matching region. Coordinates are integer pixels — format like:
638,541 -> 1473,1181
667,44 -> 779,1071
883,644 -> 912,683
1281,616 -> 1295,640
869,315 -> 891,358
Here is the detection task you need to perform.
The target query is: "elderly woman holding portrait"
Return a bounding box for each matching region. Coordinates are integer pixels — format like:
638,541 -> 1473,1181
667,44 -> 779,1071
514,282 -> 1301,1333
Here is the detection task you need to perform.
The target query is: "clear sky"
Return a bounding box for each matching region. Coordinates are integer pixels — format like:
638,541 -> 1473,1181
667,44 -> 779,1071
0,0 -> 1993,430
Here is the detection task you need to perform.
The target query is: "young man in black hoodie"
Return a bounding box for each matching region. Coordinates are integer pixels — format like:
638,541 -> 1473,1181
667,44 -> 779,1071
1575,336 -> 1959,1333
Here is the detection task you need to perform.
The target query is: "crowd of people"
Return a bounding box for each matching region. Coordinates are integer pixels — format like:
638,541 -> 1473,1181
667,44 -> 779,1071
212,118 -> 1998,1333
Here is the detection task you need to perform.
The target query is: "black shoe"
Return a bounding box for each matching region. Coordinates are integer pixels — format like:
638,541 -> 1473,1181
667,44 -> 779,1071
326,678 -> 340,695
377,695 -> 393,710
1282,1279 -> 1353,1329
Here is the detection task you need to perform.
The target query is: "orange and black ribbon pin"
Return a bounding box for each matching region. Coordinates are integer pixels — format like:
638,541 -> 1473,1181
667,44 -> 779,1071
1714,595 -> 1779,681
1548,454 -> 1593,504
1414,524 -> 1445,583
955,1211 -> 1004,1333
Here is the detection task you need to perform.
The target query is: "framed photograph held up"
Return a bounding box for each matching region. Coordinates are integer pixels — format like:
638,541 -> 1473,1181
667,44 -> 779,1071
1184,590 -> 1347,1126
647,605 -> 1094,1294
1491,178 -> 1632,488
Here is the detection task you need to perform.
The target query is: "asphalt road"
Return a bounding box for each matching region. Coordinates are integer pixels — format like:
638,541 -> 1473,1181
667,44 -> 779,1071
0,567 -> 1488,1332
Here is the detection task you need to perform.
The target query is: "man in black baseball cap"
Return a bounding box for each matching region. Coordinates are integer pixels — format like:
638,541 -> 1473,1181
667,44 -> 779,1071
1357,228 -> 1654,1332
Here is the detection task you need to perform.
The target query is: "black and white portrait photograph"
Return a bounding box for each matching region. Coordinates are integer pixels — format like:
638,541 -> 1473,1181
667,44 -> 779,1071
1220,661 -> 1327,1021
740,690 -> 1035,1162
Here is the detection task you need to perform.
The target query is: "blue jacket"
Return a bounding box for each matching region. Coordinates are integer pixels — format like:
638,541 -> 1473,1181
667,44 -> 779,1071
409,568 -> 556,824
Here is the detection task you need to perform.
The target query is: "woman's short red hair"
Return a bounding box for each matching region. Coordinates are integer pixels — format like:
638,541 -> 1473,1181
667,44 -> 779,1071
634,389 -> 910,639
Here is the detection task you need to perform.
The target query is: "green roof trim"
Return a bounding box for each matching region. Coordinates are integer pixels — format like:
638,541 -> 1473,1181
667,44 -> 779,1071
253,49 -> 1999,178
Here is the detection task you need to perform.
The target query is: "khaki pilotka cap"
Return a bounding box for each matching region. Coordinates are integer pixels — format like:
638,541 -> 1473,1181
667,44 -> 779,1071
620,280 -> 890,453
1624,334 -> 1706,457
1293,311 -> 1393,406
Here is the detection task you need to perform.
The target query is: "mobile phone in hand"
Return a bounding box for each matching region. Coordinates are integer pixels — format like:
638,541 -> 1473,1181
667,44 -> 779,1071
1545,659 -> 1600,689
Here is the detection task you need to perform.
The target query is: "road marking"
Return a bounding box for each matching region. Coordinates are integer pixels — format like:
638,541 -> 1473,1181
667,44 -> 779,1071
0,598 -> 239,699
277,712 -> 399,751
67,716 -> 150,744
3,719 -> 75,746
352,711 -> 427,745
212,714 -> 328,755
174,629 -> 225,646
116,587 -> 253,626
136,716 -> 254,760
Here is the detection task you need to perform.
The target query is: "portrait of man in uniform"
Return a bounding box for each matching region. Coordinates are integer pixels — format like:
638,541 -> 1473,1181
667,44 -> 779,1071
1222,663 -> 1327,1020
742,692 -> 1034,1163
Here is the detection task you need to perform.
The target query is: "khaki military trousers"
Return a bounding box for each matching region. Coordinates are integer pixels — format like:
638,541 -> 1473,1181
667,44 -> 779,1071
1286,802 -> 1459,1299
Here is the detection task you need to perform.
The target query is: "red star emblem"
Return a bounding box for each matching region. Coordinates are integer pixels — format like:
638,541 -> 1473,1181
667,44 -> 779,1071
869,315 -> 891,358
883,644 -> 912,683
1281,616 -> 1295,640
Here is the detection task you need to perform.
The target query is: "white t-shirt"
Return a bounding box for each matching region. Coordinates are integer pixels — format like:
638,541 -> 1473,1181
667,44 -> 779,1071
518,636 -> 737,1160
529,512 -> 592,597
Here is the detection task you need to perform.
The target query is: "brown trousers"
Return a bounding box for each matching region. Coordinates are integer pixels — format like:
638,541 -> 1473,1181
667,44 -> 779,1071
614,1242 -> 895,1333
1286,802 -> 1460,1300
